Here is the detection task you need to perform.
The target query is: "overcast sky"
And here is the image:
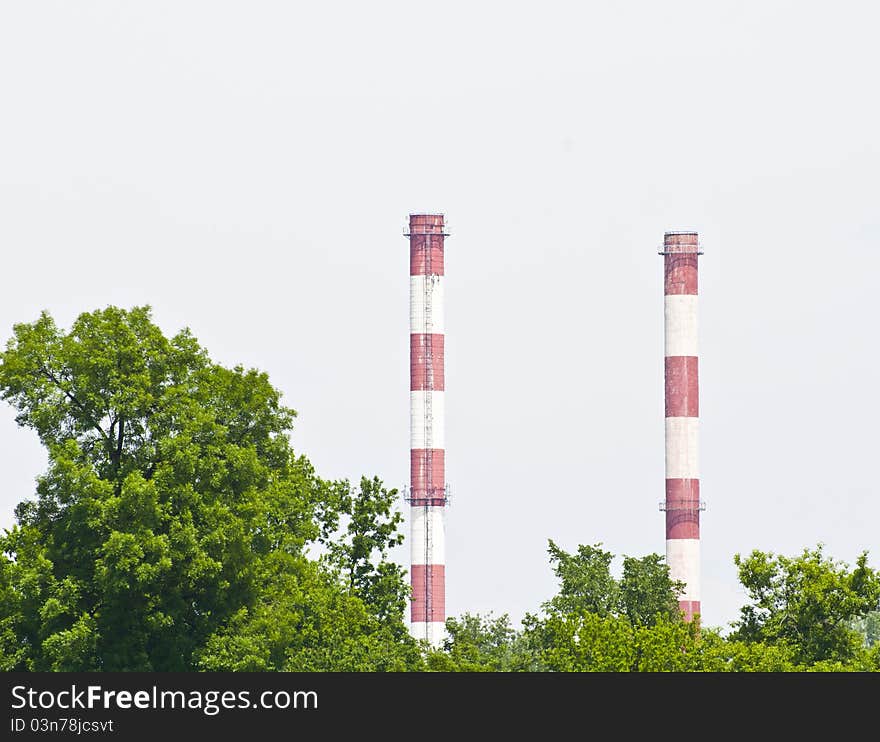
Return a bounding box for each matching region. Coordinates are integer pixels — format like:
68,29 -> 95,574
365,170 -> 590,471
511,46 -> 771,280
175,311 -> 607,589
1,1 -> 878,632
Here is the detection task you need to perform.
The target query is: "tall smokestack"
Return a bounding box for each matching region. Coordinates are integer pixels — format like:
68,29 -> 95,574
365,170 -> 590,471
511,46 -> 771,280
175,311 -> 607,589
406,213 -> 447,646
660,231 -> 704,622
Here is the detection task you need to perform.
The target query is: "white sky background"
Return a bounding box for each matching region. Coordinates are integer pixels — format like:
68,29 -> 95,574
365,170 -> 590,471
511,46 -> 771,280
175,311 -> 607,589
0,1 -> 878,633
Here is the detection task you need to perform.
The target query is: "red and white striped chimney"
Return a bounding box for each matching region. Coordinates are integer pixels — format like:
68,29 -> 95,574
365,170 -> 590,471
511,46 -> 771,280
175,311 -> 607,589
661,231 -> 703,622
407,213 -> 447,645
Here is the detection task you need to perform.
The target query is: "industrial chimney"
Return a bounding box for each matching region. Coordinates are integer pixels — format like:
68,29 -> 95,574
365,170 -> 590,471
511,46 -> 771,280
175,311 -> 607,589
406,214 -> 448,645
660,230 -> 704,622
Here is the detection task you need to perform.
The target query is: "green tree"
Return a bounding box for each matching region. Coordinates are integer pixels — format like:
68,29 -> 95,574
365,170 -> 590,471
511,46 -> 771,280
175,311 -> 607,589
523,610 -> 703,672
527,611 -> 636,672
319,475 -> 409,629
425,613 -> 536,672
619,553 -> 685,628
195,551 -> 421,672
428,542 -> 689,672
731,545 -> 880,665
542,540 -> 619,617
542,540 -> 683,626
0,306 -> 417,671
194,473 -> 421,672
688,628 -> 800,671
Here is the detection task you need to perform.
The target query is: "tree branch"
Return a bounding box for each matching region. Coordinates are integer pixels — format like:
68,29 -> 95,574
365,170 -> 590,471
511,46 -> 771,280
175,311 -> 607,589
38,364 -> 110,442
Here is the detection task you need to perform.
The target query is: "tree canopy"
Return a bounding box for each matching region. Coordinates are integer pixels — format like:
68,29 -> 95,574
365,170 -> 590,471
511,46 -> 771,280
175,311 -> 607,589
542,540 -> 684,626
0,306 -> 418,671
1,305 -> 877,672
731,545 -> 880,665
428,541 -> 880,672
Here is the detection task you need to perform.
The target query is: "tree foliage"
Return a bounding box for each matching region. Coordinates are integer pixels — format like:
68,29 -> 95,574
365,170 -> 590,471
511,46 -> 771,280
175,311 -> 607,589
195,551 -> 420,672
425,613 -> 535,672
543,541 -> 619,618
2,307 -> 878,673
0,306 -> 417,671
429,542 -> 690,672
543,540 -> 684,626
619,553 -> 685,628
318,475 -> 409,629
429,542 -> 880,672
731,545 -> 880,665
524,542 -> 693,671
